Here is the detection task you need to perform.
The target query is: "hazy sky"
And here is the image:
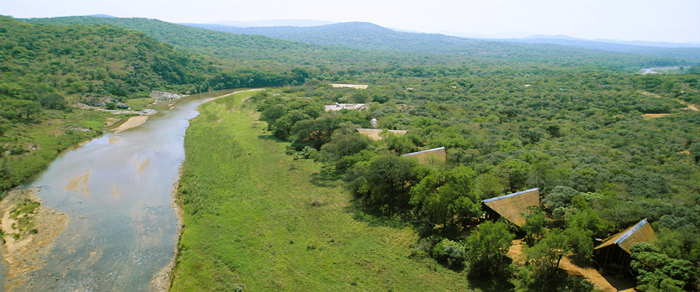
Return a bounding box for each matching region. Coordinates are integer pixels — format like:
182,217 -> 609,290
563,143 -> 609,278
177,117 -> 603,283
2,0 -> 699,43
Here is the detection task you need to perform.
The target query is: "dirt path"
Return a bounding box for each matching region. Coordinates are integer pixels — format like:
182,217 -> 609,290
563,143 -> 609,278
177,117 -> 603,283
507,239 -> 525,265
642,113 -> 672,119
639,91 -> 700,118
678,100 -> 699,111
0,189 -> 69,291
507,240 -> 635,291
558,257 -> 621,292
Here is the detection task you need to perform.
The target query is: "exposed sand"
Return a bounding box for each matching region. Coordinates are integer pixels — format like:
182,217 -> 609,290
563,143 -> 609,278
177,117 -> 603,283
136,157 -> 151,175
109,136 -> 123,145
112,185 -> 120,200
642,113 -> 672,119
113,116 -> 149,133
65,172 -> 91,198
0,189 -> 69,291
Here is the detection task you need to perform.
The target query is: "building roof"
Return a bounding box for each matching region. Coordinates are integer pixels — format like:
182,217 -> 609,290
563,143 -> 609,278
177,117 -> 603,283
594,219 -> 656,254
324,103 -> 369,111
401,147 -> 445,157
482,188 -> 540,227
356,129 -> 407,141
330,84 -> 369,89
400,147 -> 446,164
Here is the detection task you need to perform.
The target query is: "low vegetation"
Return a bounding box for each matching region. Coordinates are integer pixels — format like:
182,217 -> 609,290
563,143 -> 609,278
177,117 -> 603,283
246,66 -> 700,290
171,91 -> 473,291
2,14 -> 699,291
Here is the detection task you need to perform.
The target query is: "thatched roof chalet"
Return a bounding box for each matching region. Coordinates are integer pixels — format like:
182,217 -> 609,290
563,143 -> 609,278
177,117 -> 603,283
595,218 -> 656,254
482,188 -> 540,227
400,147 -> 446,164
594,219 -> 656,274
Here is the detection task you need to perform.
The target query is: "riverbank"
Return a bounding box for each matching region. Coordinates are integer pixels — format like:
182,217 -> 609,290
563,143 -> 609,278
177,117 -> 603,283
0,188 -> 69,291
150,89 -> 264,292
0,109 -> 113,193
169,90 -> 472,290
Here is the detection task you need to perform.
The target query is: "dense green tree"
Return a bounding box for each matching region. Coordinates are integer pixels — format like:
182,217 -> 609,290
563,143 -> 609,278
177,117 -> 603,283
542,186 -> 580,219
431,238 -> 467,269
409,166 -> 481,226
525,228 -> 572,272
630,242 -> 699,292
270,110 -> 311,140
463,221 -> 514,277
522,206 -> 547,244
344,153 -> 419,212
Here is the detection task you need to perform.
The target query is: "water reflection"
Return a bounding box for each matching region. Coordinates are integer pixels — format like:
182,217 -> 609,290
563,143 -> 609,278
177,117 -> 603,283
2,90 -> 238,291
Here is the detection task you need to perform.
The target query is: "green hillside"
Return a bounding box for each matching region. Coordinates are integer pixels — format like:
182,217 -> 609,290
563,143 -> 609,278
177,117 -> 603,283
23,16 -> 393,69
185,21 -> 696,68
26,17 -> 692,71
3,13 -> 699,292
0,16 -> 217,192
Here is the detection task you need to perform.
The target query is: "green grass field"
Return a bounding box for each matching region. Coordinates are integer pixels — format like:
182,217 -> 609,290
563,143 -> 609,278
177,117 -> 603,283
170,91 -> 474,291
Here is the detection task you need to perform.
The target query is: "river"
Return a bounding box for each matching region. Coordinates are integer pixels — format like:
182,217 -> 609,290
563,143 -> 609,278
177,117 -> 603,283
1,89 -> 240,291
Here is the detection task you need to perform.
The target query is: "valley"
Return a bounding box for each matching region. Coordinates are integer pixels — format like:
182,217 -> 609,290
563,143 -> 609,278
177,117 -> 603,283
1,13 -> 699,292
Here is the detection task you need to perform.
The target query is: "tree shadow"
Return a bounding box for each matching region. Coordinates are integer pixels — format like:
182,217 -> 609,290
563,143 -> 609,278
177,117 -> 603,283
309,172 -> 335,188
344,200 -> 412,229
469,273 -> 515,292
569,255 -> 596,269
257,134 -> 280,141
601,272 -> 636,291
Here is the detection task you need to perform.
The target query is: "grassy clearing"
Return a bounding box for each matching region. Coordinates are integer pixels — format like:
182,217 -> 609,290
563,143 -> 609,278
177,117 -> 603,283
171,91 -> 473,291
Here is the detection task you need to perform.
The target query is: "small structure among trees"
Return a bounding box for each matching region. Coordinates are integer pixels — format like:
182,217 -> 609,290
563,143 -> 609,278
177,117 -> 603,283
400,147 -> 446,164
324,103 -> 369,111
482,188 -> 540,228
329,84 -> 369,89
356,129 -> 408,141
594,218 -> 657,274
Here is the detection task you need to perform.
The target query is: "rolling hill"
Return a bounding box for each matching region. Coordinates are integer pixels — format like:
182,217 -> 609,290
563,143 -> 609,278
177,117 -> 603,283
24,17 -> 691,70
22,16 -> 394,70
0,15 -> 221,191
183,21 -> 700,63
505,35 -> 700,61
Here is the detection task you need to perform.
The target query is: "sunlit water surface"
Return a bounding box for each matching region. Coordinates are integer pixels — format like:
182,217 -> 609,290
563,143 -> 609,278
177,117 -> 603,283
1,90 -> 235,291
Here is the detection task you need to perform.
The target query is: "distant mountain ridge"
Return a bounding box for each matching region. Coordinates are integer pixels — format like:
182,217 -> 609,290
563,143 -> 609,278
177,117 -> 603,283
506,36 -> 700,61
184,21 -> 700,62
23,16 -> 694,68
85,14 -> 116,18
214,19 -> 334,27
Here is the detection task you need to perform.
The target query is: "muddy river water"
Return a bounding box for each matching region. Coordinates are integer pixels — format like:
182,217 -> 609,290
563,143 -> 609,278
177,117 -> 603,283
1,90 -> 240,291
